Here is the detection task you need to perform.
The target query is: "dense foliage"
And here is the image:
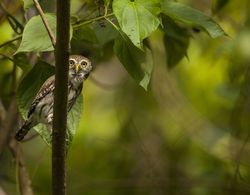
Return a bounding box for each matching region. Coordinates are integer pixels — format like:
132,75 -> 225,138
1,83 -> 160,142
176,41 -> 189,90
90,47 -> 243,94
1,0 -> 250,194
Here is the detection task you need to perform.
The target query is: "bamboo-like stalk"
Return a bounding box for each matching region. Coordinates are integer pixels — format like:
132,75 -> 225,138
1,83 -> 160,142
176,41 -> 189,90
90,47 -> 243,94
52,0 -> 71,194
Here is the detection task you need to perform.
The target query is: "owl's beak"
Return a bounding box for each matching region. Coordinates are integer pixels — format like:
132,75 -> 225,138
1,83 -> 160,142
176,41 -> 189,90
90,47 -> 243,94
75,64 -> 80,72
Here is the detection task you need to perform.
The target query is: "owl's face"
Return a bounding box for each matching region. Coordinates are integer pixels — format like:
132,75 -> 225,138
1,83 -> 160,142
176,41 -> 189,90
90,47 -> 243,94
68,55 -> 92,85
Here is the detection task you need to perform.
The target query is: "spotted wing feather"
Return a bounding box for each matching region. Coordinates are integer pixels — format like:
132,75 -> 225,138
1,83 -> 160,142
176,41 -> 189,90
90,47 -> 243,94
27,76 -> 55,118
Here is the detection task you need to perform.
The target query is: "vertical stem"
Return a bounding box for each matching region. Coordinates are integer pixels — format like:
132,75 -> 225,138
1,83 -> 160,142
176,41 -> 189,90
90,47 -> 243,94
52,0 -> 70,194
33,0 -> 56,48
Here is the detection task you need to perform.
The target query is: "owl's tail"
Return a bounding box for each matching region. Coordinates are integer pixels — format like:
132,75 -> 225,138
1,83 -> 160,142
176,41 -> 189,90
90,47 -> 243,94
15,120 -> 33,141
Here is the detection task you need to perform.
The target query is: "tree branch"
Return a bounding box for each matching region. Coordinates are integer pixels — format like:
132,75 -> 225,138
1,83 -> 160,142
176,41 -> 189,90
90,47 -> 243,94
9,139 -> 34,195
52,0 -> 70,194
32,0 -> 56,48
0,35 -> 22,48
0,99 -> 33,195
72,13 -> 114,29
0,98 -> 18,156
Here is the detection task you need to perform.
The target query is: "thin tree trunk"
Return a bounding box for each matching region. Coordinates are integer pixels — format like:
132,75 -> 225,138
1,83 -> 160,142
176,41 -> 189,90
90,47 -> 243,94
52,0 -> 70,194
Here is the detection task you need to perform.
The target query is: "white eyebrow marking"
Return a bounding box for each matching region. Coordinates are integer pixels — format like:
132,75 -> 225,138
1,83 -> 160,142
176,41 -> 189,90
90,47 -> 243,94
79,59 -> 88,64
69,58 -> 77,63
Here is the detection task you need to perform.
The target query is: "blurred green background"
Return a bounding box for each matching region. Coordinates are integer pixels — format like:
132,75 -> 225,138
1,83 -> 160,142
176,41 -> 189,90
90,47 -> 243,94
1,0 -> 250,194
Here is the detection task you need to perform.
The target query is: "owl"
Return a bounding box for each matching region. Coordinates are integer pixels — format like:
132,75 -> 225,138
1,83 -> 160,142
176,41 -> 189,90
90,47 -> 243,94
15,55 -> 92,141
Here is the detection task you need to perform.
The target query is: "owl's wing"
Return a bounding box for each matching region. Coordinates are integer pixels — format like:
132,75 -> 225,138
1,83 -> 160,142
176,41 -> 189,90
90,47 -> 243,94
27,75 -> 55,118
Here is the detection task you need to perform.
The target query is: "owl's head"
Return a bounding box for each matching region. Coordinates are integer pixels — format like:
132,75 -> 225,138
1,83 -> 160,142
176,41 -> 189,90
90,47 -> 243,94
68,55 -> 92,85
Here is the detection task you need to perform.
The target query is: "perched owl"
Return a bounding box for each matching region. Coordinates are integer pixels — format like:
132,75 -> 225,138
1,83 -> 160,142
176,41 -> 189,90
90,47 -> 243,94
15,55 -> 92,141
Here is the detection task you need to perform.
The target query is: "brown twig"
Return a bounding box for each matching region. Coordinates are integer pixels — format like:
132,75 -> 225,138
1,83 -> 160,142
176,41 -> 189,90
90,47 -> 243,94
9,139 -> 34,195
32,0 -> 56,48
0,98 -> 18,156
0,53 -> 14,61
0,98 -> 34,194
0,35 -> 22,48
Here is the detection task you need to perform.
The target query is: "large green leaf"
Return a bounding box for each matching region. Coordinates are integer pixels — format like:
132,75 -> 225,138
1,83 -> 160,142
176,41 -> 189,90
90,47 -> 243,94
113,0 -> 161,48
16,14 -> 56,53
16,14 -> 72,53
162,16 -> 190,68
161,1 -> 225,38
16,60 -> 83,146
92,21 -> 118,47
114,33 -> 153,90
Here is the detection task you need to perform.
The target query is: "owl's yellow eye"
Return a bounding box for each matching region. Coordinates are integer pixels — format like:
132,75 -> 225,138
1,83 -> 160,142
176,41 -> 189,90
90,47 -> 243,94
69,59 -> 75,66
81,61 -> 87,66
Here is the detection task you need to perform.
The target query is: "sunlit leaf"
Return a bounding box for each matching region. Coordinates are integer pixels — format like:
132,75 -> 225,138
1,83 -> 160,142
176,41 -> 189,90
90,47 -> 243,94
114,33 -> 153,90
161,1 -> 226,38
16,14 -> 56,53
113,0 -> 161,48
16,14 -> 72,53
16,60 -> 83,146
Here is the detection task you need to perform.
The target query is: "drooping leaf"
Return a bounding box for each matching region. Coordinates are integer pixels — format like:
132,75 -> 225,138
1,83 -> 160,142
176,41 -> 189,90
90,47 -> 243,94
16,60 -> 83,146
212,0 -> 230,14
161,1 -> 226,38
113,0 -> 161,48
114,33 -> 153,90
162,16 -> 190,68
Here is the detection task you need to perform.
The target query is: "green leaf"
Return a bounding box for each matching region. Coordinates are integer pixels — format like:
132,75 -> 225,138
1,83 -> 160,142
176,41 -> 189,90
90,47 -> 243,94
92,21 -> 118,47
114,33 -> 153,90
16,14 -> 72,53
16,60 -> 83,146
113,0 -> 161,48
22,0 -> 33,10
16,14 -> 56,53
162,16 -> 190,68
13,53 -> 32,73
73,25 -> 98,43
161,1 -> 226,38
67,94 -> 83,145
